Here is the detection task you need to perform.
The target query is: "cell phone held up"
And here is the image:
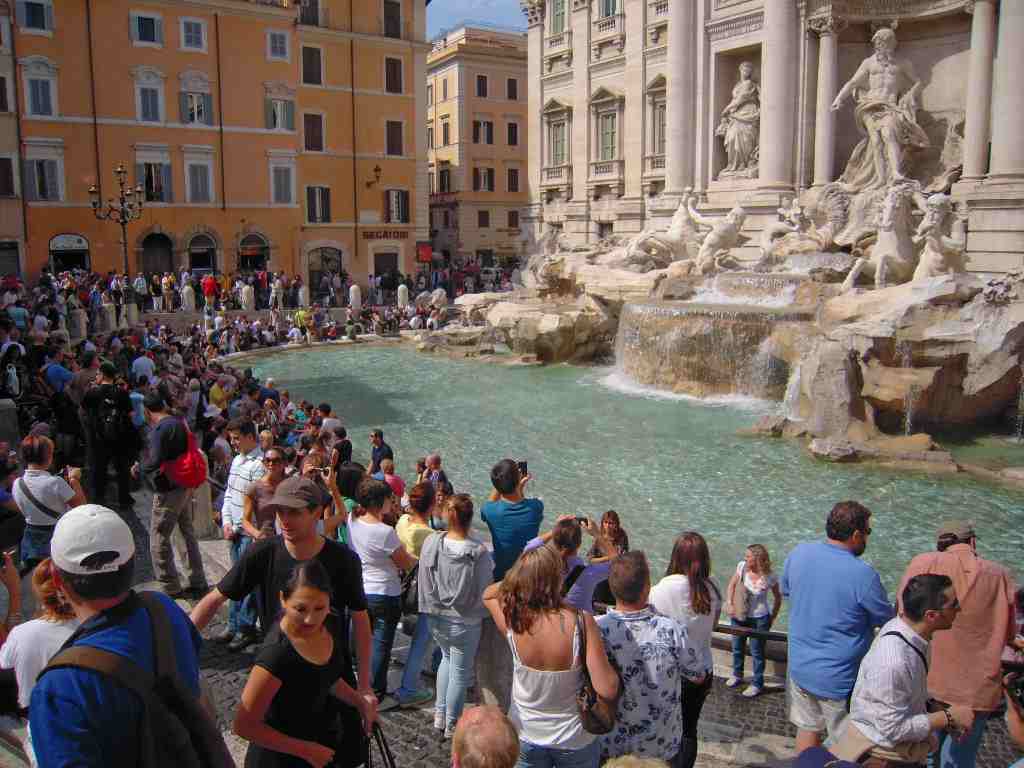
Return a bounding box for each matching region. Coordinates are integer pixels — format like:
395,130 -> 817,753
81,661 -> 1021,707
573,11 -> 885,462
517,460 -> 528,477
1009,674 -> 1024,711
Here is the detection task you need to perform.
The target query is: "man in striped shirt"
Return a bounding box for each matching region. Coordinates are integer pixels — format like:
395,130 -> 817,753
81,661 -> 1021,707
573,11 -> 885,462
832,574 -> 975,767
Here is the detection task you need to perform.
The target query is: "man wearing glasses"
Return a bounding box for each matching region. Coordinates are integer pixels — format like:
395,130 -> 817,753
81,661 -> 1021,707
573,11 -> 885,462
896,521 -> 1017,768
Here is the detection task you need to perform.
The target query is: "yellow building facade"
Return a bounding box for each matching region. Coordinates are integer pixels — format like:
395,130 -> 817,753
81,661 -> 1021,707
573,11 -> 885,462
426,26 -> 527,267
13,0 -> 429,288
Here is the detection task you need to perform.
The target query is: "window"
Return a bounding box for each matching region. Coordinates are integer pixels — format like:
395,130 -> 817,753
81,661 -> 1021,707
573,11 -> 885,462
473,121 -> 493,144
180,18 -> 206,52
507,122 -> 519,146
474,168 -> 495,192
477,210 -> 490,228
438,168 -> 450,193
507,78 -> 518,101
426,84 -> 433,105
442,79 -> 448,100
302,46 -> 322,86
131,13 -> 164,46
186,161 -> 212,203
426,123 -> 434,149
0,159 -> 15,197
139,87 -> 161,122
307,186 -> 331,222
550,0 -> 565,34
271,163 -> 294,204
476,75 -> 487,98
384,189 -> 410,223
441,119 -> 450,146
23,156 -> 61,201
385,58 -> 403,94
18,1 -> 54,33
267,30 -> 289,61
139,162 -> 172,202
599,0 -> 616,17
299,0 -> 320,26
507,168 -> 519,193
383,0 -> 401,39
0,78 -> 7,114
304,113 -> 324,152
265,98 -> 296,131
27,77 -> 52,116
180,92 -> 213,125
385,121 -> 403,156
653,102 -> 666,156
550,121 -> 566,165
599,113 -> 617,161
507,210 -> 519,229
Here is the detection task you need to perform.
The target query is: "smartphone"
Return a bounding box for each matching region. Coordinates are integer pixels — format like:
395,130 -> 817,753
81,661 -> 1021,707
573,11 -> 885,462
575,516 -> 588,526
1010,675 -> 1024,711
517,460 -> 528,477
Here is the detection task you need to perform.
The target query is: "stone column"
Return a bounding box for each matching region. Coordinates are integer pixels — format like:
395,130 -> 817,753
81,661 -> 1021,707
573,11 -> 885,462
809,14 -> 845,186
523,3 -> 544,224
990,1 -> 1024,180
664,0 -> 695,194
962,0 -> 998,180
759,0 -> 798,191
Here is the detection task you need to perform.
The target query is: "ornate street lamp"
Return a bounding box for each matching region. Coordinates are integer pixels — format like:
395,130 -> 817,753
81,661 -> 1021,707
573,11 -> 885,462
89,163 -> 144,275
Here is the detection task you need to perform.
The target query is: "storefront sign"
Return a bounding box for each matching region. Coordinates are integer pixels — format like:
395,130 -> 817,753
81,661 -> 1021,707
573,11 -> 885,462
361,230 -> 409,240
49,233 -> 89,252
416,242 -> 433,263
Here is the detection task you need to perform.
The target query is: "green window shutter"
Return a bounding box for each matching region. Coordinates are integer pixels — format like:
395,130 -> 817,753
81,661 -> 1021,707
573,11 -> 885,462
264,98 -> 274,129
44,3 -> 54,30
161,163 -> 173,202
22,160 -> 36,201
202,94 -> 214,125
135,163 -> 145,196
154,17 -> 163,43
306,186 -> 317,222
179,92 -> 189,123
44,160 -> 58,200
321,188 -> 330,221
284,101 -> 295,131
15,3 -> 26,28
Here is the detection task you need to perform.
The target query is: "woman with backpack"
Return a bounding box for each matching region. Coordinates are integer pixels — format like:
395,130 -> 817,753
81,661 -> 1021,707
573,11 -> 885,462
234,560 -> 374,767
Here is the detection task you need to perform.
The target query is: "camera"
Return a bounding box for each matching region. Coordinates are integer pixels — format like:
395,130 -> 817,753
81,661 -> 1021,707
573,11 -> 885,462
517,460 -> 528,477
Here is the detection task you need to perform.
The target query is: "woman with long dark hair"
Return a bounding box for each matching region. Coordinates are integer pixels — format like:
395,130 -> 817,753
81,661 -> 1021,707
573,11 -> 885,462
649,532 -> 722,768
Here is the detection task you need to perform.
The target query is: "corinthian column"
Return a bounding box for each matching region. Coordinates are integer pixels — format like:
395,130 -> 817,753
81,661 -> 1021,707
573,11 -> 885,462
759,0 -> 798,191
990,0 -> 1024,180
664,0 -> 695,194
809,14 -> 846,186
962,0 -> 997,180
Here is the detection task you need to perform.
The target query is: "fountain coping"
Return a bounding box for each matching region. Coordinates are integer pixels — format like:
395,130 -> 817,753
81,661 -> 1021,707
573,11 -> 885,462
624,301 -> 816,322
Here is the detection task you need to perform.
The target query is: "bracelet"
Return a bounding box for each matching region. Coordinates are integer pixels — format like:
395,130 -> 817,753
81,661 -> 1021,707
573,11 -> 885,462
944,709 -> 955,731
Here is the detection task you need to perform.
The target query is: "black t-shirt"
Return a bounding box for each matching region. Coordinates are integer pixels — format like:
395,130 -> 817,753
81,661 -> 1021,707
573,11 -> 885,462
218,536 -> 367,677
81,382 -> 133,435
245,616 -> 347,767
370,442 -> 393,474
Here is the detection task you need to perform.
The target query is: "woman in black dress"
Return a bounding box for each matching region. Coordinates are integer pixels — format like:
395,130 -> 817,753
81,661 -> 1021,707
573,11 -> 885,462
234,561 -> 375,768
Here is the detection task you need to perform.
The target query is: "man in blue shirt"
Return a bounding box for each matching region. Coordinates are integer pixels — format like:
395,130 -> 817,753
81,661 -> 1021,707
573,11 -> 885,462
782,500 -> 894,754
30,504 -> 204,768
42,346 -> 74,394
481,459 -> 543,581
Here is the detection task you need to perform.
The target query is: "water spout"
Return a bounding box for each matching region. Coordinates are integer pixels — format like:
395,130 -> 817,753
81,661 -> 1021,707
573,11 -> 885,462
784,364 -> 803,421
899,341 -> 916,436
1015,362 -> 1024,442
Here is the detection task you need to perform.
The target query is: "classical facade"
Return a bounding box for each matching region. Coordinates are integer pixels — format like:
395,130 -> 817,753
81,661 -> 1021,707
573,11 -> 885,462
521,0 -> 1024,272
426,25 -> 528,267
12,0 -> 430,286
0,3 -> 22,276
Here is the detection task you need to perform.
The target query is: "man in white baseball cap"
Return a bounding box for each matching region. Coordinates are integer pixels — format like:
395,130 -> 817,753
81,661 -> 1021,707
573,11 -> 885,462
30,504 -> 206,767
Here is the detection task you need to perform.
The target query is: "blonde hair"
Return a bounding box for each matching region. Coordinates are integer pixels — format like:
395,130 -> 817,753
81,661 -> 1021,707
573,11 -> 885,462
747,544 -> 772,575
500,545 -> 564,634
380,458 -> 395,475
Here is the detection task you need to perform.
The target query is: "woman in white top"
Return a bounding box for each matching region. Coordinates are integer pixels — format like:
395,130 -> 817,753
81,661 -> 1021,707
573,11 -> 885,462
649,531 -> 722,768
483,544 -> 619,768
724,543 -> 782,698
0,558 -> 81,765
346,476 -> 417,699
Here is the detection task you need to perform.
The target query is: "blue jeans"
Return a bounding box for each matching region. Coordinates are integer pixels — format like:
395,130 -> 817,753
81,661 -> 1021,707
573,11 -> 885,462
429,616 -> 482,729
395,612 -> 433,702
731,615 -> 770,688
929,711 -> 989,768
366,594 -> 402,697
517,737 -> 600,768
228,535 -> 257,634
20,524 -> 54,568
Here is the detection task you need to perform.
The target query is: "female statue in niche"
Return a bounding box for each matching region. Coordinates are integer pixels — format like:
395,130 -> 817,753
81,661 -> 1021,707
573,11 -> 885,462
716,61 -> 760,179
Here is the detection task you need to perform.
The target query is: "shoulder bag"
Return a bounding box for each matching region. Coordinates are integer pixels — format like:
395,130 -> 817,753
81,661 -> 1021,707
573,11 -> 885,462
16,477 -> 62,521
729,563 -> 750,621
574,610 -> 619,735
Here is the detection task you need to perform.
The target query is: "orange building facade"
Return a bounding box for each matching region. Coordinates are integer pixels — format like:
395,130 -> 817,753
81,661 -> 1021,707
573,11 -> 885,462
12,0 -> 429,290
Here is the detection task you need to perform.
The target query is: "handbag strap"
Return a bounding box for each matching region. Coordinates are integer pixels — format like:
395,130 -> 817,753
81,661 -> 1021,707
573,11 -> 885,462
574,609 -> 587,670
16,477 -> 62,521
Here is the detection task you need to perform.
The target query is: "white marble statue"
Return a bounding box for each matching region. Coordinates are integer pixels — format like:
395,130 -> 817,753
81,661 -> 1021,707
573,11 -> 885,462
349,284 -> 362,313
682,192 -> 747,275
912,194 -> 969,281
832,27 -> 930,191
623,199 -> 701,270
397,283 -> 409,308
241,283 -> 255,312
842,182 -> 922,292
181,283 -> 196,313
297,284 -> 309,307
716,61 -> 760,180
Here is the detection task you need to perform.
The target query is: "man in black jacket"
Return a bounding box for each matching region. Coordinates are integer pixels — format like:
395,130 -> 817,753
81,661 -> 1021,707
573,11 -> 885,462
81,362 -> 134,510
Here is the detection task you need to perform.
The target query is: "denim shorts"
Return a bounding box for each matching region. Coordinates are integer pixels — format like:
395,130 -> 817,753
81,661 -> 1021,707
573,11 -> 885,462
21,524 -> 54,566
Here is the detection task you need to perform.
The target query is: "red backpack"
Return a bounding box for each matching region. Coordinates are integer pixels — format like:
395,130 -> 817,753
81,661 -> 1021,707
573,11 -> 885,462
160,425 -> 207,489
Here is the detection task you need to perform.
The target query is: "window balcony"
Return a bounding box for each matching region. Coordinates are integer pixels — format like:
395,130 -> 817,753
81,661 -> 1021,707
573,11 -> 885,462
587,159 -> 624,198
644,154 -> 666,177
546,30 -> 572,54
592,13 -> 624,42
541,164 -> 572,187
589,159 -> 623,179
649,0 -> 668,18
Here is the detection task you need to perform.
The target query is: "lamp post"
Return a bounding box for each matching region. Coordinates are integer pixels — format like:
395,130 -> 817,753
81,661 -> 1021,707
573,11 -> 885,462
89,163 -> 144,275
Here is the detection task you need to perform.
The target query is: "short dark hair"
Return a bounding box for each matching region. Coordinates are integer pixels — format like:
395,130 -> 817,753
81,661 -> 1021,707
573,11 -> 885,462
57,557 -> 135,601
98,361 -> 118,380
142,391 -> 167,413
550,519 -> 582,554
336,462 -> 365,499
609,550 -> 650,605
227,417 -> 257,438
826,501 -> 872,541
902,574 -> 953,622
318,403 -> 331,415
490,459 -> 520,495
332,426 -> 347,440
81,350 -> 97,368
370,428 -> 383,439
449,494 -> 474,529
355,476 -> 392,510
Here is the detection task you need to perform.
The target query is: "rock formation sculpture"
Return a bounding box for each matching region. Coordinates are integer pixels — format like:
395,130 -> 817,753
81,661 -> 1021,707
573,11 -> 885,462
181,283 -> 196,313
241,284 -> 255,311
842,182 -> 922,292
397,283 -> 409,308
621,199 -> 701,270
912,194 -> 968,281
832,27 -> 930,191
674,192 -> 746,276
716,62 -> 760,180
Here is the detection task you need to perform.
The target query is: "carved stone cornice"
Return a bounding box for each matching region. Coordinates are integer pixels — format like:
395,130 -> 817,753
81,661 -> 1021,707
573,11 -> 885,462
520,0 -> 545,27
801,0 -> 971,21
807,13 -> 848,36
705,11 -> 763,43
965,0 -> 999,14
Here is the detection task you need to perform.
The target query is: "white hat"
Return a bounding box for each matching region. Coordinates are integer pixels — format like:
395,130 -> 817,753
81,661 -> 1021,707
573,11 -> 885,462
204,403 -> 222,418
51,504 -> 135,575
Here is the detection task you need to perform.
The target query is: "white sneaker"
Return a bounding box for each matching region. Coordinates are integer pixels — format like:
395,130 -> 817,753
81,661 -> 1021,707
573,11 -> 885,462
725,676 -> 742,688
433,711 -> 444,730
742,685 -> 762,698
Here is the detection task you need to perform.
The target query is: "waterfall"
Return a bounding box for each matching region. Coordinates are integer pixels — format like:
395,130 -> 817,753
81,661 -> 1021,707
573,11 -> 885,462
899,341 -> 916,436
1015,362 -> 1024,442
784,364 -> 803,421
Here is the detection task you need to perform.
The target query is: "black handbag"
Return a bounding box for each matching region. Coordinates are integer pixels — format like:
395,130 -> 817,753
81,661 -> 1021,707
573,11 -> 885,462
574,610 -> 620,735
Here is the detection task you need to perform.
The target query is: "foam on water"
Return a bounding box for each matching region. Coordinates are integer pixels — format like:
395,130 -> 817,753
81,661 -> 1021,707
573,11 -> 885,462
592,368 -> 781,413
685,282 -> 799,308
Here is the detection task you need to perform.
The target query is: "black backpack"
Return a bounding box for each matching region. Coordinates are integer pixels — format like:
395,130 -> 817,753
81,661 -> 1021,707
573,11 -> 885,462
41,592 -> 232,768
96,389 -> 126,443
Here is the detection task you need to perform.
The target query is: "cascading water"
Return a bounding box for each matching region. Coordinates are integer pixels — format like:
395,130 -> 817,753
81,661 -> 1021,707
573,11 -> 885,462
783,364 -> 803,421
1014,362 -> 1024,442
899,341 -> 917,436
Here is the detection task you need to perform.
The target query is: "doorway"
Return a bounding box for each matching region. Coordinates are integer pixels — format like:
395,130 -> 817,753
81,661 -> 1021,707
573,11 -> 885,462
188,234 -> 217,272
141,233 -> 174,275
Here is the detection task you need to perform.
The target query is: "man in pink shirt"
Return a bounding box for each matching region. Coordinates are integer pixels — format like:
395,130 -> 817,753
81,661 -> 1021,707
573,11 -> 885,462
897,520 -> 1016,768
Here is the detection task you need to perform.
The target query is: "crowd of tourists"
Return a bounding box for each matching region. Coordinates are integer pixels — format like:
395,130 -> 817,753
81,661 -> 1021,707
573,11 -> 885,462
0,267 -> 1021,768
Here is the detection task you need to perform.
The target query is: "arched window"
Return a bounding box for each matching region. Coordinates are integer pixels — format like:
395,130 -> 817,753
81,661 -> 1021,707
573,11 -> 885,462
308,247 -> 343,299
141,233 -> 174,275
188,233 -> 216,271
238,233 -> 268,271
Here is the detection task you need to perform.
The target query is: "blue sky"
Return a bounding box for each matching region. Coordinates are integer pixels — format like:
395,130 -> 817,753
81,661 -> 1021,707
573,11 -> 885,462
427,0 -> 526,38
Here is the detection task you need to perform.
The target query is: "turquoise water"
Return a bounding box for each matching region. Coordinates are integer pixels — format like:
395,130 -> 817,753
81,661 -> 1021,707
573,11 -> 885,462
249,345 -> 1023,616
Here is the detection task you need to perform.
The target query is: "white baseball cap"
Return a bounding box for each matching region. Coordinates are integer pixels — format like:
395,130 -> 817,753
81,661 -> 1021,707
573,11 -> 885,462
51,504 -> 135,575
